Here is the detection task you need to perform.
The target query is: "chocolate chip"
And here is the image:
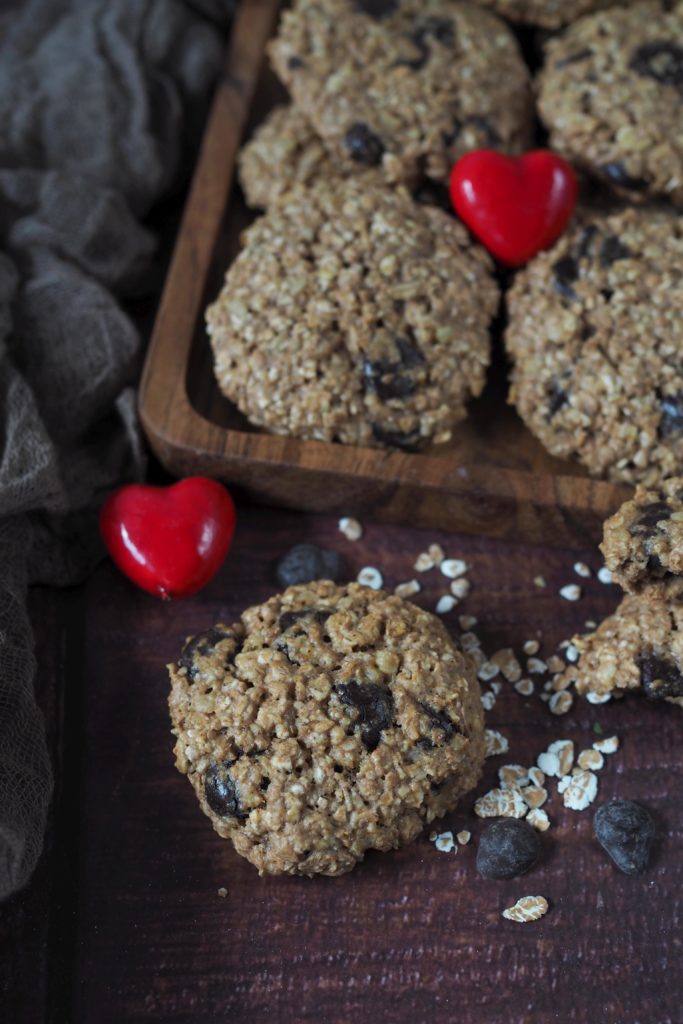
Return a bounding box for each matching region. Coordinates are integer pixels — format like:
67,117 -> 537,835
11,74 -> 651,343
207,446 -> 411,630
600,235 -> 632,268
629,501 -> 672,534
658,391 -> 683,439
476,819 -> 541,880
548,380 -> 569,418
395,16 -> 455,70
575,224 -> 598,262
552,256 -> 579,300
555,48 -> 593,68
287,55 -> 304,70
344,122 -> 384,165
646,552 -> 665,572
353,0 -> 397,16
371,423 -> 422,450
600,162 -> 650,192
630,41 -> 683,87
278,607 -> 332,632
275,543 -> 343,588
638,650 -> 683,700
177,628 -> 238,681
414,180 -> 452,213
462,115 -> 500,147
594,799 -> 656,875
336,681 -> 394,751
419,702 -> 458,746
204,762 -> 246,820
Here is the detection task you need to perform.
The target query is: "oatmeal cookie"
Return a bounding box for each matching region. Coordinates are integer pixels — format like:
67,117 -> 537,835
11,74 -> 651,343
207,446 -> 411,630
470,0 -> 635,29
168,580 -> 485,876
601,478 -> 683,598
537,2 -> 683,204
560,593 -> 683,708
269,0 -> 532,186
505,206 -> 683,485
207,178 -> 498,450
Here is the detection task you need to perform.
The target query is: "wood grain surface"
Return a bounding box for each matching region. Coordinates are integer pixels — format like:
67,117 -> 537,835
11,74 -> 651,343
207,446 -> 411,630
7,503 -> 675,1023
138,0 -> 632,549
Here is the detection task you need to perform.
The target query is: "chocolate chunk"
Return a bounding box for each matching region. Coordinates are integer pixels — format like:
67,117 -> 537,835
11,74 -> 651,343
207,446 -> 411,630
419,702 -> 458,746
204,762 -> 246,820
336,681 -> 394,751
552,256 -> 579,300
646,552 -> 665,573
344,122 -> 384,165
276,543 -> 343,588
575,224 -> 598,262
548,380 -> 569,418
555,48 -> 593,68
600,162 -> 650,192
278,607 -> 332,632
476,819 -> 541,880
353,0 -> 397,16
395,16 -> 455,70
630,41 -> 683,87
414,180 -> 452,213
178,627 -> 238,681
600,235 -> 632,268
363,335 -> 424,401
371,423 -> 422,450
594,800 -> 656,875
462,115 -> 500,147
658,391 -> 683,439
629,501 -> 672,534
287,55 -> 304,69
638,650 -> 683,700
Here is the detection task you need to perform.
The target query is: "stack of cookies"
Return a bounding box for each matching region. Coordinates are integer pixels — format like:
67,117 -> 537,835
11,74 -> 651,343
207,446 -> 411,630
206,0 -> 683,482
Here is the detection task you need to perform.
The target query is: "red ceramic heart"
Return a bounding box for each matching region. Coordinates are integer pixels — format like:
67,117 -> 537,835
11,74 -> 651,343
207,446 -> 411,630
449,149 -> 578,267
100,477 -> 236,599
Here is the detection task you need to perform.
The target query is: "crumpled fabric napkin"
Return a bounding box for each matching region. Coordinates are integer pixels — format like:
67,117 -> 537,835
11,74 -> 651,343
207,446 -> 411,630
0,0 -> 234,901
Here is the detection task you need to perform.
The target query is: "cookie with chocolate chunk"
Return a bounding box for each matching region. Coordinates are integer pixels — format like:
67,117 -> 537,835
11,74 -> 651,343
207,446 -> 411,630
470,0 -> 636,29
601,478 -> 683,598
207,178 -> 498,450
538,1 -> 683,204
560,593 -> 683,708
269,0 -> 532,186
168,580 -> 485,876
505,206 -> 683,485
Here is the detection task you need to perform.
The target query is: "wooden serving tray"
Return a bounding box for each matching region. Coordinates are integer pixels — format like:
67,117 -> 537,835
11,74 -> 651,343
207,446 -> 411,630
139,0 -> 631,547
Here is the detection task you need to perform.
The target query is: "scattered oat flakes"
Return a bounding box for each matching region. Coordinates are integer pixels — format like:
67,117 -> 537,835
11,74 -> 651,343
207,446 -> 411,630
521,784 -> 548,809
523,640 -> 540,655
546,655 -> 566,673
469,648 -> 486,670
584,620 -> 597,630
548,739 -> 575,775
578,749 -> 604,771
549,690 -> 574,715
491,648 -> 522,682
562,769 -> 598,811
527,657 -> 547,674
557,775 -> 572,794
597,566 -> 613,584
441,558 -> 467,579
551,673 -> 572,692
543,681 -> 554,692
515,678 -> 534,696
593,736 -> 619,755
450,578 -> 471,599
217,887 -> 228,898
485,729 -> 509,758
534,575 -> 546,588
526,808 -> 550,832
338,516 -> 362,541
475,787 -> 527,818
434,831 -> 456,853
537,751 -> 561,778
435,594 -> 457,614
491,681 -> 502,695
502,895 -> 549,923
460,631 -> 480,651
357,566 -> 383,590
428,543 -> 445,565
414,552 -> 435,572
480,691 -> 496,711
574,561 -> 591,578
528,767 -> 545,787
459,614 -> 477,630
560,583 -> 581,601
478,660 -> 500,682
586,691 -> 611,704
394,579 -> 421,598
456,830 -> 471,845
566,644 -> 579,663
499,764 -> 529,789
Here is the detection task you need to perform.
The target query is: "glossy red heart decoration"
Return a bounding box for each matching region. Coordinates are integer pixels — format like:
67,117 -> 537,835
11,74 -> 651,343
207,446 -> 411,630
450,149 -> 578,267
100,477 -> 236,599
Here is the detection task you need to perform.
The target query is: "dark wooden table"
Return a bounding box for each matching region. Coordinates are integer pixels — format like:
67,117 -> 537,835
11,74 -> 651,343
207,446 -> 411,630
2,502 -> 681,1023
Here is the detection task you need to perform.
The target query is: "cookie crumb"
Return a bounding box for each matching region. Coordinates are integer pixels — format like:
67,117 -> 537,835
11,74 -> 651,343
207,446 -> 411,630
560,583 -> 582,601
573,561 -> 591,578
502,895 -> 549,923
441,558 -> 467,579
434,831 -> 456,853
450,578 -> 471,599
357,566 -> 383,589
593,735 -> 619,754
394,579 -> 421,598
485,729 -> 509,758
457,830 -> 471,845
436,594 -> 457,614
597,566 -> 613,585
339,516 -> 362,541
526,808 -> 550,832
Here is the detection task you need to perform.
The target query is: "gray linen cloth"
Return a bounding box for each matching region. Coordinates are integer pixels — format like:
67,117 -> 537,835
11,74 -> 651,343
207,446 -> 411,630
0,0 -> 234,900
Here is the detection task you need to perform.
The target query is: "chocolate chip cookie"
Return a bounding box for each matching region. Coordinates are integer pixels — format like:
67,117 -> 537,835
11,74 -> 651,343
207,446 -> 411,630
560,593 -> 683,708
269,0 -> 532,186
601,478 -> 683,598
470,0 -> 635,28
537,1 -> 683,204
207,178 -> 498,450
168,580 -> 485,876
505,206 -> 683,484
